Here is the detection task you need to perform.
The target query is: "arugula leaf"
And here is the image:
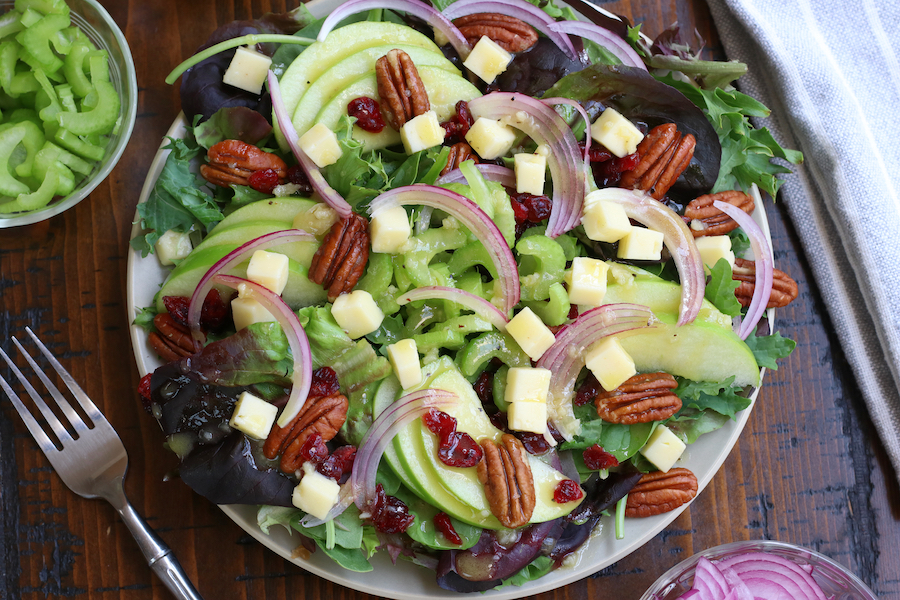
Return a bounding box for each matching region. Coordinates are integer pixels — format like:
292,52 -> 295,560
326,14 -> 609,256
675,376 -> 751,419
665,407 -> 731,444
705,258 -> 742,316
132,305 -> 159,332
729,228 -> 751,257
744,329 -> 796,369
228,185 -> 272,208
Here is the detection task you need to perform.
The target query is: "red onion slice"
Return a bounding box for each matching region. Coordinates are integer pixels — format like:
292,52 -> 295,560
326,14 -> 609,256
369,185 -> 521,313
268,71 -> 353,220
187,230 -> 315,348
212,275 -> 312,427
591,188 -> 706,326
437,164 -> 516,188
397,286 -> 509,329
714,197 -> 773,340
317,0 -> 471,60
543,97 -> 592,190
442,0 -> 577,60
468,92 -> 585,237
548,20 -> 646,70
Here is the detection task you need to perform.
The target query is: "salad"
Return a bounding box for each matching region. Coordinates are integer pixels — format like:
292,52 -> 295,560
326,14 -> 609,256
130,0 -> 802,593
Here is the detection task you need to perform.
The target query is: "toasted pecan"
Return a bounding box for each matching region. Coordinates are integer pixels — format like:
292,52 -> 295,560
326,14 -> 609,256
148,313 -> 194,362
376,49 -> 430,130
624,468 -> 698,518
263,393 -> 349,473
619,124 -> 695,200
200,139 -> 287,188
732,257 -> 799,308
595,372 -> 681,424
441,142 -> 479,176
685,190 -> 756,237
477,434 -> 535,528
453,13 -> 539,53
308,213 -> 370,302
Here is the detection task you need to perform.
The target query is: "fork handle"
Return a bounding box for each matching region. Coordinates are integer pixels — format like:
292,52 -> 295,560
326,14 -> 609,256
116,500 -> 204,600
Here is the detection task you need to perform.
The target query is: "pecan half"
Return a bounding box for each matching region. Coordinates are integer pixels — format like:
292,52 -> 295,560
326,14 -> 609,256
308,213 -> 370,302
685,190 -> 756,237
619,124 -> 695,200
148,313 -> 194,362
732,257 -> 799,308
624,468 -> 698,518
263,393 -> 349,473
477,434 -> 536,528
595,372 -> 681,424
453,13 -> 539,53
376,49 -> 430,130
441,142 -> 479,176
200,139 -> 287,188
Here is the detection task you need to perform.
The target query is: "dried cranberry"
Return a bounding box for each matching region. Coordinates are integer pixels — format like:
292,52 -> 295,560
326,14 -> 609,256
423,408 -> 457,441
583,444 -> 620,470
510,196 -> 529,222
348,97 -> 385,133
456,101 -> 474,128
138,373 -> 153,413
433,512 -> 463,545
524,195 -> 552,221
516,430 -> 550,455
553,479 -> 584,503
248,168 -> 280,194
567,304 -> 579,320
439,431 -> 483,468
309,366 -> 340,397
574,373 -> 601,406
594,152 -> 640,187
473,371 -> 494,406
441,100 -> 475,144
579,140 -> 615,163
297,432 -> 329,465
286,165 -> 313,195
370,483 -> 415,533
317,445 -> 357,481
162,289 -> 229,330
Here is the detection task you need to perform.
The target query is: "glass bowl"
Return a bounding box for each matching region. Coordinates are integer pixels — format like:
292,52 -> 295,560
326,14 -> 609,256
640,540 -> 879,600
0,0 -> 138,228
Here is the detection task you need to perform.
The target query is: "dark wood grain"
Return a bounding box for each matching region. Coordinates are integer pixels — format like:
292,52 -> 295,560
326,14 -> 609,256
1,1 -> 898,599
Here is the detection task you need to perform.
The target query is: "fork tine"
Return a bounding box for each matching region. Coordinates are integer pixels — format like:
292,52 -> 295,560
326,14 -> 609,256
25,327 -> 103,423
11,337 -> 91,434
0,369 -> 60,457
0,345 -> 71,447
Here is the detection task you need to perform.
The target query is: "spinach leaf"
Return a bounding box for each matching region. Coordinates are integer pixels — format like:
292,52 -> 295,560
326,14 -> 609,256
705,258 -> 742,317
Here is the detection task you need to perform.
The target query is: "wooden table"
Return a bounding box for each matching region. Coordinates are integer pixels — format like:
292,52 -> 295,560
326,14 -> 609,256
2,0 -> 899,598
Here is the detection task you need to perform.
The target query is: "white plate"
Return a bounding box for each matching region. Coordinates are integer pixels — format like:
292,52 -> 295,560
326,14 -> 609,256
126,3 -> 769,597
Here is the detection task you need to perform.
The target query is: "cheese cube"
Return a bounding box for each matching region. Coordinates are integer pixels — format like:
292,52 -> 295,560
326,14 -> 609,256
617,226 -> 664,261
462,36 -> 512,83
298,123 -> 342,168
694,235 -> 736,270
639,424 -> 686,473
292,462 -> 341,519
370,206 -> 411,253
505,367 -> 551,405
465,117 -> 517,160
222,46 -> 272,95
566,257 -> 609,306
246,250 -> 289,295
387,339 -> 422,389
507,401 -> 548,434
400,110 -> 445,154
581,196 -> 631,243
590,108 -> 644,158
229,391 -> 278,440
584,336 -> 636,392
231,296 -> 276,331
331,290 -> 384,339
514,153 -> 546,195
506,307 -> 556,360
154,229 -> 192,266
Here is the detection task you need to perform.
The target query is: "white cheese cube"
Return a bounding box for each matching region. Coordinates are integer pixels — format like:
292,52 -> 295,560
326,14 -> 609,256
370,206 -> 411,253
581,195 -> 632,243
584,336 -> 636,392
465,117 -> 517,160
639,424 -> 686,473
514,153 -> 546,195
505,367 -> 551,405
507,401 -> 548,434
566,257 -> 609,307
331,290 -> 384,339
298,123 -> 342,168
462,36 -> 512,83
590,107 -> 644,158
694,235 -> 736,270
387,339 -> 422,390
222,46 -> 272,95
292,462 -> 341,519
154,229 -> 192,266
231,296 -> 276,331
246,249 -> 289,295
617,226 -> 664,261
400,110 -> 445,154
229,391 -> 278,440
505,307 -> 556,360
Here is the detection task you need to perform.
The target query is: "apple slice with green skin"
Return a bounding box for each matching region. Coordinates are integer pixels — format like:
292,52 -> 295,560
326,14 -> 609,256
208,197 -> 318,229
276,21 -> 442,148
306,66 -> 481,151
602,276 -> 732,328
620,312 -> 760,387
291,44 -> 460,138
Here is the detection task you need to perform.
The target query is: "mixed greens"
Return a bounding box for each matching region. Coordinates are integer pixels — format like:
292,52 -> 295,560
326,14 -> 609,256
133,0 -> 800,592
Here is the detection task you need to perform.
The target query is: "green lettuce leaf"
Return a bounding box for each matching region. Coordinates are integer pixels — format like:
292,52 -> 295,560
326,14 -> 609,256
705,258 -> 742,317
744,329 -> 796,369
674,376 -> 751,419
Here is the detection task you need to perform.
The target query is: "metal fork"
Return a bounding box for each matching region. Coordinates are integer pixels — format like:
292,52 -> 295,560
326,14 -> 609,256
0,328 -> 203,600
